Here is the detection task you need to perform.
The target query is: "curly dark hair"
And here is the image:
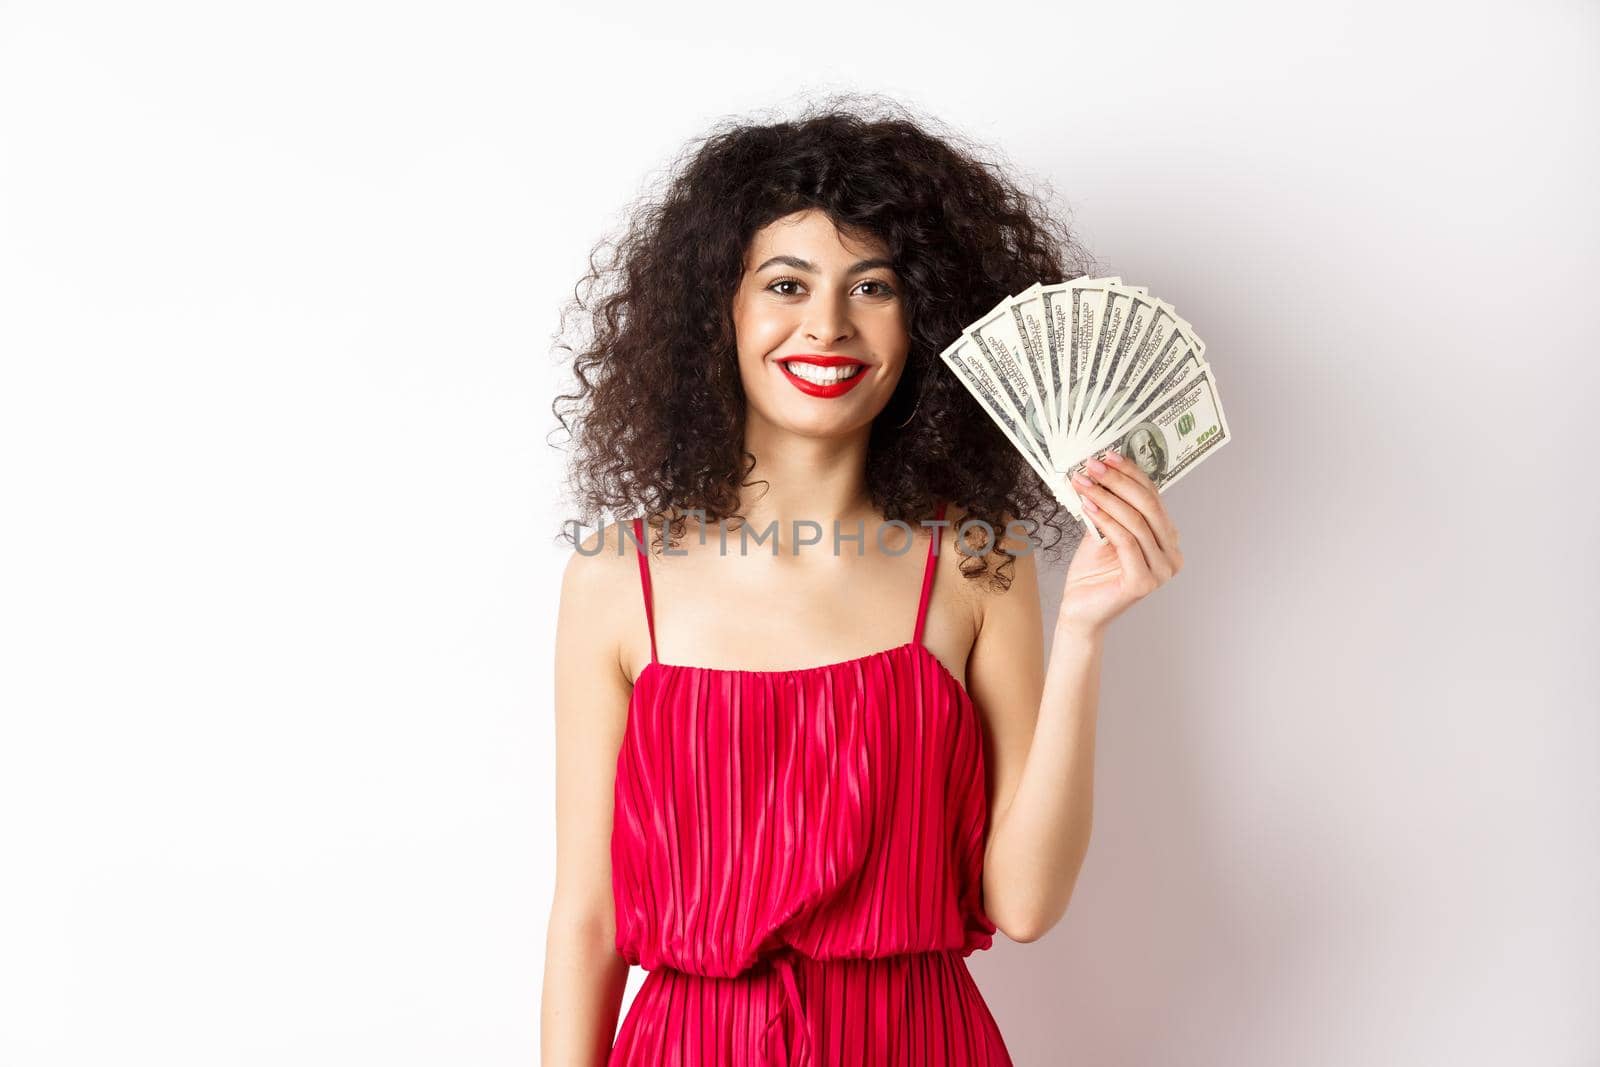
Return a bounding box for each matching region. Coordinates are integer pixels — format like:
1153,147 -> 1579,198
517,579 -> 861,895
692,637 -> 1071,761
548,93 -> 1097,588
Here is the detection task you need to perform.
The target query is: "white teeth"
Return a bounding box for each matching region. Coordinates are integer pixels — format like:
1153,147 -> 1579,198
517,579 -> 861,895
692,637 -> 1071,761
784,361 -> 862,385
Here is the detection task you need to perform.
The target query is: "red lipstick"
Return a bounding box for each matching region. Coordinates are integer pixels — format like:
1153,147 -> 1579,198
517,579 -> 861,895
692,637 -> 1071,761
777,354 -> 870,399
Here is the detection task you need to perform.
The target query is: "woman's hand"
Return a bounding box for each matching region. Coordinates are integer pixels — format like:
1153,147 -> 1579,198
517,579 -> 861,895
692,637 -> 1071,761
1057,449 -> 1184,640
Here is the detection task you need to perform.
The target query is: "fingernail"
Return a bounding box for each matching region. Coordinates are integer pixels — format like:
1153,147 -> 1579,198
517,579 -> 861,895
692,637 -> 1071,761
1103,450 -> 1121,464
1086,458 -> 1107,474
1072,471 -> 1093,488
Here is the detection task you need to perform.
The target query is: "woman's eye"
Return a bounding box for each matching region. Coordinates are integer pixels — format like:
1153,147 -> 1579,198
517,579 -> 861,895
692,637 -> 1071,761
764,278 -> 895,297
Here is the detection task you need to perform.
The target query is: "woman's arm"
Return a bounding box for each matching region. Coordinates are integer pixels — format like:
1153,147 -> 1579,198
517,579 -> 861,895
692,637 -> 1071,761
968,451 -> 1183,943
540,531 -> 635,1065
969,546 -> 1101,944
964,521 -> 1089,945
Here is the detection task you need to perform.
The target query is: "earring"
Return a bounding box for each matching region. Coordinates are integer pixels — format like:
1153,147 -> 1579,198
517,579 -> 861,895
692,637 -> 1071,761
892,382 -> 925,428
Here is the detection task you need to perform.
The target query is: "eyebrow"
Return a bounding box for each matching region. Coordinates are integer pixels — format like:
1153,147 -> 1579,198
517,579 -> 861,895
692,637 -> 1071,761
752,254 -> 896,275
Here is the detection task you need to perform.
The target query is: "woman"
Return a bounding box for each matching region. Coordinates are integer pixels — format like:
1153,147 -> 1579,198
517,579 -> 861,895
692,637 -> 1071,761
541,98 -> 1183,1066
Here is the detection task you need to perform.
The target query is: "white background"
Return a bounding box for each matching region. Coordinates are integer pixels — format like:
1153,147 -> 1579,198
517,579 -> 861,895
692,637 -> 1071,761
2,1 -> 1595,1064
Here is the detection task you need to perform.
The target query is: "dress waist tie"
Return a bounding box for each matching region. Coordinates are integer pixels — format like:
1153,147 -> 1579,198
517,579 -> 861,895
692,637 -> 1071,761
758,948 -> 814,1067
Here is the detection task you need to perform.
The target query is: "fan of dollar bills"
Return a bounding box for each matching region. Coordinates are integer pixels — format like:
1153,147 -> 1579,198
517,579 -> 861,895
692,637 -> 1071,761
939,277 -> 1231,542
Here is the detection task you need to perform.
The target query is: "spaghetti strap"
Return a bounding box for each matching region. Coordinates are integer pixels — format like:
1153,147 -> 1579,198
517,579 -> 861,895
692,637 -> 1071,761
911,499 -> 948,648
631,516 -> 658,664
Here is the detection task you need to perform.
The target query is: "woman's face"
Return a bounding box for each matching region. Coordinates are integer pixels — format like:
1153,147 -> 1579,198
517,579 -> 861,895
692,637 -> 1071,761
731,208 -> 910,438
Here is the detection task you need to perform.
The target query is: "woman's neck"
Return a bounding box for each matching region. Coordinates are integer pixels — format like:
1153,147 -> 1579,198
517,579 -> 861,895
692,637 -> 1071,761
734,420 -> 877,534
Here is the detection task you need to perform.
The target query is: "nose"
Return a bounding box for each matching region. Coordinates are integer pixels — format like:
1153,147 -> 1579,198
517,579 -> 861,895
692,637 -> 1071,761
802,292 -> 853,346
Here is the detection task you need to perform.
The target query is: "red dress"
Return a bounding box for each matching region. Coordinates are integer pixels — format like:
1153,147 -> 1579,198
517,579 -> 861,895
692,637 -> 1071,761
609,501 -> 1013,1066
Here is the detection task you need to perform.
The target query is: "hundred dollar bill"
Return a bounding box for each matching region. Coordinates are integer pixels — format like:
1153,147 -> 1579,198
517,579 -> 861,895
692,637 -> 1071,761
1080,297 -> 1193,443
964,291 -> 1061,469
939,333 -> 1073,500
1004,283 -> 1056,429
1064,281 -> 1114,449
939,334 -> 1097,532
1091,323 -> 1205,443
1099,347 -> 1207,445
945,276 -> 1228,543
1071,284 -> 1150,458
1038,276 -> 1121,462
1077,286 -> 1162,446
1065,364 -> 1231,497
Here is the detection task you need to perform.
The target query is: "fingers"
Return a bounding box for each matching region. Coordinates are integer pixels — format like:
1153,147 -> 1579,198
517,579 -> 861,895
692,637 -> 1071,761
1078,492 -> 1157,592
1094,451 -> 1179,553
1084,450 -> 1182,568
1073,469 -> 1167,584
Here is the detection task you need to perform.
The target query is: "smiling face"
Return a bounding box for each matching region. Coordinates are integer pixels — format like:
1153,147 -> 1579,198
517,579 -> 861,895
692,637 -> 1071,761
731,208 -> 910,438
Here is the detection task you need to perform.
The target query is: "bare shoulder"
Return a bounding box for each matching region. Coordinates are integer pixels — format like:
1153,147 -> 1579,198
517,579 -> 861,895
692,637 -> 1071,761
944,503 -> 1048,757
558,517 -> 647,684
562,516 -> 637,584
561,518 -> 634,605
940,501 -> 1043,633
